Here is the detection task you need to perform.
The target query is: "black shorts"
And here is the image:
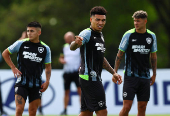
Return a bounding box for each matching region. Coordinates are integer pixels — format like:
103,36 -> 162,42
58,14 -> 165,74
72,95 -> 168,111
80,77 -> 107,112
15,86 -> 42,103
123,76 -> 150,101
63,71 -> 80,90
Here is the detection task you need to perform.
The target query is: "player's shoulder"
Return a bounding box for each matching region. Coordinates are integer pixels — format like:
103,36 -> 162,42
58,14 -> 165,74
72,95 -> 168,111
123,28 -> 135,37
17,38 -> 29,44
147,29 -> 156,36
18,38 -> 29,42
79,28 -> 92,37
63,43 -> 69,47
81,28 -> 92,33
40,41 -> 50,49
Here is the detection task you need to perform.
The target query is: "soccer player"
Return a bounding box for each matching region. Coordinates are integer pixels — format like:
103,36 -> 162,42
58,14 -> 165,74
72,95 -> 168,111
70,6 -> 122,116
2,21 -> 51,116
59,31 -> 81,115
114,10 -> 157,116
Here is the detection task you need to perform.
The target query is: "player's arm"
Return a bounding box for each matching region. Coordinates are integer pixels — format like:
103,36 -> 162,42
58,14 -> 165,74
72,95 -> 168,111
41,63 -> 51,92
103,57 -> 115,74
2,49 -> 21,77
114,50 -> 125,72
150,52 -> 157,86
103,57 -> 122,84
58,54 -> 66,64
70,36 -> 83,50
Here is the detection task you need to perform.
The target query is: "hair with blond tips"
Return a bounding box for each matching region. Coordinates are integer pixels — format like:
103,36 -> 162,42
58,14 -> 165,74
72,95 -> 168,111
132,10 -> 148,19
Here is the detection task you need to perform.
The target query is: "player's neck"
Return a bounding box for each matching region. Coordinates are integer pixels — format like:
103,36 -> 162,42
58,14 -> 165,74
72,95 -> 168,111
90,26 -> 101,33
29,38 -> 40,43
136,28 -> 146,34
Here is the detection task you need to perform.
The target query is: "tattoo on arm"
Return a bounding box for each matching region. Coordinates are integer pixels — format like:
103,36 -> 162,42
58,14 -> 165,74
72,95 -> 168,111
46,70 -> 51,81
114,50 -> 124,72
103,57 -> 115,74
16,95 -> 22,104
151,53 -> 157,76
45,64 -> 51,82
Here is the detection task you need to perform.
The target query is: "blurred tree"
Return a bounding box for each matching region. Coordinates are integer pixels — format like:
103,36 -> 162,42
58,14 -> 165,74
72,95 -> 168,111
0,0 -> 169,69
149,0 -> 170,67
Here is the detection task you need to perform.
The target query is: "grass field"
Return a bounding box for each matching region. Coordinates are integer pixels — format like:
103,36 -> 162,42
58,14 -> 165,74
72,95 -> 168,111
36,115 -> 169,116
12,114 -> 170,116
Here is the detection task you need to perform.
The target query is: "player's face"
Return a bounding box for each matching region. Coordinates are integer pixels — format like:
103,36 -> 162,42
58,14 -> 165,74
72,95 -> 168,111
90,14 -> 106,32
134,18 -> 147,30
27,27 -> 41,42
64,35 -> 73,44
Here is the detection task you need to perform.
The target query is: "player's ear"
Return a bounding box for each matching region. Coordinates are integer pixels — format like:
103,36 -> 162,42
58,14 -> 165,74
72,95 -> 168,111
38,30 -> 41,36
90,17 -> 92,23
145,19 -> 147,24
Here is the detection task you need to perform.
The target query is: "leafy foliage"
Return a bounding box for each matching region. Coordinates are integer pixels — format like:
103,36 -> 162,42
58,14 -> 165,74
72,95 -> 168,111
0,0 -> 169,69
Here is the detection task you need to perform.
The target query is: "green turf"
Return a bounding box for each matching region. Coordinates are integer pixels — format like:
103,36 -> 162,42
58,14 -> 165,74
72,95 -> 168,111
12,114 -> 170,116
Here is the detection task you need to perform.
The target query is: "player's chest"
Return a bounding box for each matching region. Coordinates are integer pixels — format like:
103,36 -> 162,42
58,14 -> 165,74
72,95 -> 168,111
19,43 -> 46,61
89,35 -> 105,52
129,34 -> 153,48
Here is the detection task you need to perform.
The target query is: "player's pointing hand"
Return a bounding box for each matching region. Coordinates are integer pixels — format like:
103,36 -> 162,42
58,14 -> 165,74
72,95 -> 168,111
75,36 -> 83,45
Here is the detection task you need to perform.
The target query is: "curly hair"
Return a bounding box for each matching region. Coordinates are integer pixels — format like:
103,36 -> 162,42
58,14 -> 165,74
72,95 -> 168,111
90,6 -> 107,17
27,21 -> 42,28
132,10 -> 148,19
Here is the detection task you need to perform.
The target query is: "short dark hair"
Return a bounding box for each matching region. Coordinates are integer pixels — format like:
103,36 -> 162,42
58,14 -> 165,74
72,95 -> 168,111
90,6 -> 107,17
27,21 -> 42,28
132,10 -> 148,19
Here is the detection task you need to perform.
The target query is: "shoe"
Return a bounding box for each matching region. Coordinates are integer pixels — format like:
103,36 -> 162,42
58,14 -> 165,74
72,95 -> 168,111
2,114 -> 8,116
1,111 -> 8,116
60,111 -> 67,115
39,112 -> 43,116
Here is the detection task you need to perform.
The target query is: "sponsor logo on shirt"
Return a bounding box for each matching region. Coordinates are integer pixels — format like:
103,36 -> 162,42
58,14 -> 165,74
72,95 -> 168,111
132,45 -> 150,54
23,51 -> 42,62
132,39 -> 137,42
101,36 -> 104,42
24,46 -> 29,49
95,43 -> 105,53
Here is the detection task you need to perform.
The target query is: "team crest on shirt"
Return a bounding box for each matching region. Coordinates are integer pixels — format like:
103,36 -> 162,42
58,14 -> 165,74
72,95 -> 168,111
38,47 -> 44,53
146,37 -> 152,44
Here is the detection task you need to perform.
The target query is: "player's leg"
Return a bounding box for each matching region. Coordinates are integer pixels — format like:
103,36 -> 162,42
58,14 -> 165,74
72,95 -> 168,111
28,88 -> 41,116
136,78 -> 150,116
29,99 -> 41,116
15,94 -> 26,116
79,77 -> 107,116
137,101 -> 148,116
77,87 -> 81,105
119,100 -> 133,116
95,109 -> 107,116
15,87 -> 28,116
79,110 -> 93,116
61,73 -> 71,115
79,91 -> 93,116
64,89 -> 70,110
119,76 -> 139,116
73,71 -> 81,105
